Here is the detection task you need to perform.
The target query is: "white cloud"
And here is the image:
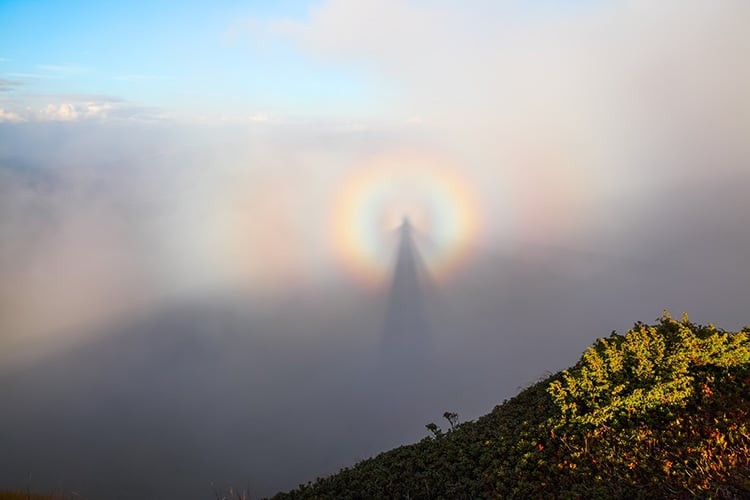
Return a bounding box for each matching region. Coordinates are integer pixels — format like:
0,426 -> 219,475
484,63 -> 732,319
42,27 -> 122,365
0,107 -> 23,122
36,64 -> 89,74
113,74 -> 169,82
0,96 -> 162,123
249,112 -> 270,122
82,101 -> 114,118
242,0 -> 750,249
7,72 -> 61,80
41,102 -> 79,121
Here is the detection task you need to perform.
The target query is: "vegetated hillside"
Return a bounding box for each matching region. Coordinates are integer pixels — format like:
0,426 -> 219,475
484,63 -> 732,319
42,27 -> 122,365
273,314 -> 750,498
0,493 -> 70,500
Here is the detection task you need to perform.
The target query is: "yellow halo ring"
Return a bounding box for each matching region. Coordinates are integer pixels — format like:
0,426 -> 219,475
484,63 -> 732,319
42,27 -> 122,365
331,152 -> 481,288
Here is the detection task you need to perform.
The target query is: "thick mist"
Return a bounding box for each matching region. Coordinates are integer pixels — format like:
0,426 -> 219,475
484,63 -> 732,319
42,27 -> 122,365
1,0 -> 749,497
1,119 -> 747,498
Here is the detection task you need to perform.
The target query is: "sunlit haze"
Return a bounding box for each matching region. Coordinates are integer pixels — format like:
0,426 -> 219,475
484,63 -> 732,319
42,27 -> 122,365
1,1 -> 748,497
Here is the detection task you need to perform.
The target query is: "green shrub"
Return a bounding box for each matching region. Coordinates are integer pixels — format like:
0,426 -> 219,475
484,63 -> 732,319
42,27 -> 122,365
548,313 -> 750,427
273,314 -> 750,499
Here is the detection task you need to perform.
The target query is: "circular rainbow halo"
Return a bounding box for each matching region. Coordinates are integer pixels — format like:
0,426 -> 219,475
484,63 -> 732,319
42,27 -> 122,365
332,152 -> 481,288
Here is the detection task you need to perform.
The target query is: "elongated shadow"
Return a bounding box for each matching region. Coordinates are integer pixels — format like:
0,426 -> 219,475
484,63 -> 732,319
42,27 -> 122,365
382,217 -> 431,365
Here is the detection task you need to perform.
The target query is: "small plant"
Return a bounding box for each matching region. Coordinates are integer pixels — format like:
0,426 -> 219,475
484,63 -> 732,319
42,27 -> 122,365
425,422 -> 442,438
443,412 -> 459,431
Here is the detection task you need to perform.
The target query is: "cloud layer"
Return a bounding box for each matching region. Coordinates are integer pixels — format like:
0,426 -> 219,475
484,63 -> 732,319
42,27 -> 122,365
0,1 -> 749,496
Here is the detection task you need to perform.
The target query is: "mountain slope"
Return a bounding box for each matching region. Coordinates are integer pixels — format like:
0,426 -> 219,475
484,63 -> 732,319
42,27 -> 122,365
273,315 -> 750,498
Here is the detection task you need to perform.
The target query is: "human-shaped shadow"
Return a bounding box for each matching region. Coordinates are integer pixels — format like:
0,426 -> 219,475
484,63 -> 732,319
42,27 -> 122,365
381,217 -> 432,368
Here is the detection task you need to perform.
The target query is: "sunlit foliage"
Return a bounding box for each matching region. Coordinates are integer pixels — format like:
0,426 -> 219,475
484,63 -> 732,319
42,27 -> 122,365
273,315 -> 750,498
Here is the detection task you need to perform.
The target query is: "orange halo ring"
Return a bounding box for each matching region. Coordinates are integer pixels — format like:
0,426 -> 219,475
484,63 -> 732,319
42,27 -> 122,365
331,152 -> 481,289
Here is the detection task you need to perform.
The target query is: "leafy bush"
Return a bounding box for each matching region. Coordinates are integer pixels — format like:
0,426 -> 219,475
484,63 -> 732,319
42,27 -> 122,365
548,313 -> 750,427
272,315 -> 750,499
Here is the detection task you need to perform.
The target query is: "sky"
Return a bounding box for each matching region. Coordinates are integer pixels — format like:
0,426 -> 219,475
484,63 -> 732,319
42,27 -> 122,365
1,0 -> 749,497
2,0 -> 626,121
0,0 -> 379,119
